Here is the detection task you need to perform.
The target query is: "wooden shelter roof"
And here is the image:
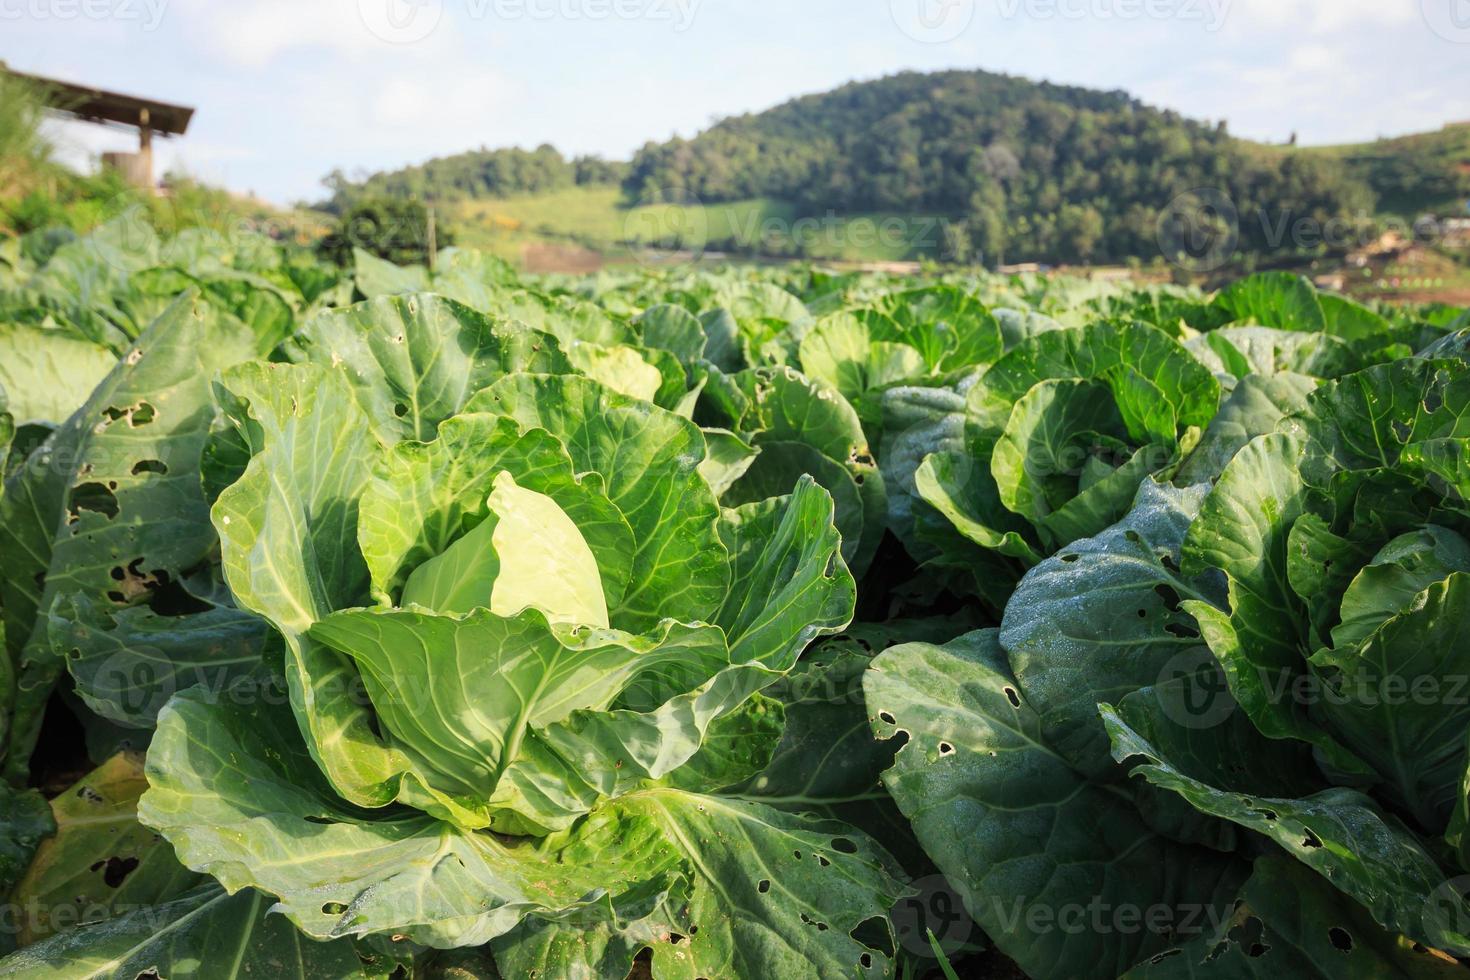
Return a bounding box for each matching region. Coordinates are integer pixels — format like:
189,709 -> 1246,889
1,62 -> 193,136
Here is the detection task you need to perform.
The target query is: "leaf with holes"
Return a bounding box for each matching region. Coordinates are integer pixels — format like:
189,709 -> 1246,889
8,752 -> 200,945
0,291 -> 262,782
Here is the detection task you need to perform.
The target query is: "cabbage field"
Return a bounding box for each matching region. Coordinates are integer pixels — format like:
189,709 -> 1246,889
1,217 -> 1469,979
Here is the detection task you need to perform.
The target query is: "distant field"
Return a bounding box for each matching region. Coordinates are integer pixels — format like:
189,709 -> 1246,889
445,178 -> 1470,305
452,186 -> 943,266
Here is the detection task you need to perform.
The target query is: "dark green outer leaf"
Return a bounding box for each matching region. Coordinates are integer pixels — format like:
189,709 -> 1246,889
0,292 -> 260,782
0,386 -> 13,479
1309,573 -> 1470,830
1125,855 -> 1466,979
1180,433 -> 1369,775
490,790 -> 907,980
878,384 -> 969,546
729,646 -> 922,871
866,630 -> 1247,980
1284,358 -> 1470,496
0,780 -> 53,904
1104,706 -> 1470,956
1175,373 -> 1317,485
55,594 -> 267,729
1001,479 -> 1221,778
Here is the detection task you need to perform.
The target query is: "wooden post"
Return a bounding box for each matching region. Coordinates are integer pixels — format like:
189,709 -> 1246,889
137,107 -> 153,190
427,205 -> 438,271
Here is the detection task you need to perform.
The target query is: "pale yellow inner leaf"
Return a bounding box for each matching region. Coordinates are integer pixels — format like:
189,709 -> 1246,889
488,471 -> 609,628
567,343 -> 663,403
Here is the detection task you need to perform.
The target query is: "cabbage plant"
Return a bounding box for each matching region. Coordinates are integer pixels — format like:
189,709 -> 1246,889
866,357 -> 1470,977
136,296 -> 905,978
891,320 -> 1218,609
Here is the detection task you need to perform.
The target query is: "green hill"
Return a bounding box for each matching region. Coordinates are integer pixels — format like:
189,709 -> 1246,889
326,69 -> 1470,268
1297,123 -> 1470,217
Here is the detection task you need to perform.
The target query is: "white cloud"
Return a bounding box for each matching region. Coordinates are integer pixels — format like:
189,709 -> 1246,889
171,0 -> 455,67
1287,43 -> 1335,74
369,69 -> 515,133
1221,0 -> 1418,36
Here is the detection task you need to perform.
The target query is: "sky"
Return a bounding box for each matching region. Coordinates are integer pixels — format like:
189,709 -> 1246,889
4,0 -> 1469,205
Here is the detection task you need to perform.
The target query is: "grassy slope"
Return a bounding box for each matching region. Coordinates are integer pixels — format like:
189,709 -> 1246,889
452,186 -> 940,264
1260,124 -> 1470,217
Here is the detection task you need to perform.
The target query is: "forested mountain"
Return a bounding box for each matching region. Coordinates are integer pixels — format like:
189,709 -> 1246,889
323,69 -> 1467,266
620,70 -> 1374,264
